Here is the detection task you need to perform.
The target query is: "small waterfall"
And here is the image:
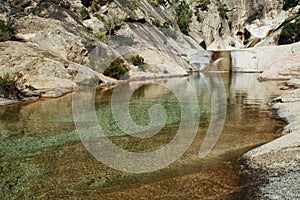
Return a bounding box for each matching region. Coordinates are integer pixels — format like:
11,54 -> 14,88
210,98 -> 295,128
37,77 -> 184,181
208,51 -> 232,72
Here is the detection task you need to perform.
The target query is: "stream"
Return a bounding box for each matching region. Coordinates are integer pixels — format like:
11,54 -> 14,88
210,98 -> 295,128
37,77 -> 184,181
0,73 -> 287,199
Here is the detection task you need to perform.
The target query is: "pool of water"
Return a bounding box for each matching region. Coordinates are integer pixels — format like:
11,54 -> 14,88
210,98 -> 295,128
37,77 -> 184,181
0,73 -> 287,199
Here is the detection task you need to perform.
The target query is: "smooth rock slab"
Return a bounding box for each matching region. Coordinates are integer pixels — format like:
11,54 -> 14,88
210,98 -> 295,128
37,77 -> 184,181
0,98 -> 18,106
231,42 -> 300,72
258,55 -> 300,80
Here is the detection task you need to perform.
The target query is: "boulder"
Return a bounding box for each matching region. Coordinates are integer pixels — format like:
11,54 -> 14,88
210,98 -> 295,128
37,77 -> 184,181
231,42 -> 300,72
258,54 -> 300,80
0,41 -> 116,97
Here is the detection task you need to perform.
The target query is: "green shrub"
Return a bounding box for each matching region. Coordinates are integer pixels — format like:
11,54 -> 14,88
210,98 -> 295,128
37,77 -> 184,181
94,32 -> 107,42
81,0 -> 112,8
195,9 -> 204,22
283,0 -> 299,10
0,73 -> 23,99
0,20 -> 15,42
176,0 -> 193,35
125,0 -> 139,11
131,55 -> 146,66
105,18 -> 124,35
90,0 -> 101,12
217,2 -> 229,19
160,20 -> 172,29
152,18 -> 161,27
198,0 -> 210,11
158,0 -> 167,6
80,7 -> 90,20
278,17 -> 300,45
103,57 -> 129,80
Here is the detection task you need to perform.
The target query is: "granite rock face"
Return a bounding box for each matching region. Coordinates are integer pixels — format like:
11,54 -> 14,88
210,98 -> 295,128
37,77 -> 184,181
0,0 -> 299,99
231,42 -> 300,72
0,41 -> 116,97
258,55 -> 300,80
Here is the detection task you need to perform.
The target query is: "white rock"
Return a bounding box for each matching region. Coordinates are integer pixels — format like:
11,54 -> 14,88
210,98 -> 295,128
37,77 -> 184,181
231,42 -> 300,72
259,55 -> 300,80
83,17 -> 105,33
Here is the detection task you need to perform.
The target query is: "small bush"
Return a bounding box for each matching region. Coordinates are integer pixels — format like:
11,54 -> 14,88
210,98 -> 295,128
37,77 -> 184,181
131,54 -> 146,66
105,18 -> 124,35
81,0 -> 112,8
152,18 -> 161,27
278,17 -> 300,45
125,0 -> 139,11
217,2 -> 229,20
160,20 -> 172,29
195,9 -> 204,22
198,0 -> 210,11
80,7 -> 90,20
94,32 -> 107,42
0,73 -> 23,99
90,0 -> 101,12
176,0 -> 193,35
283,0 -> 299,10
0,20 -> 15,42
103,57 -> 129,80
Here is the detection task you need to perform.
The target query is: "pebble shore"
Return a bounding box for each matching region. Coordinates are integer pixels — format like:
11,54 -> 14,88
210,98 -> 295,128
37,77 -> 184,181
240,77 -> 300,199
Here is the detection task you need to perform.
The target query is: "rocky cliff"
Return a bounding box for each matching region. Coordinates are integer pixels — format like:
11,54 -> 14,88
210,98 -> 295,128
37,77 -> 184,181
0,0 -> 299,99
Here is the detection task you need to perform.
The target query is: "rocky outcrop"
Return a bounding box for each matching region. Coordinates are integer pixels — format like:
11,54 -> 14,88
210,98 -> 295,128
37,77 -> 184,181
0,0 -> 299,101
231,42 -> 300,72
0,41 -> 116,97
258,54 -> 300,80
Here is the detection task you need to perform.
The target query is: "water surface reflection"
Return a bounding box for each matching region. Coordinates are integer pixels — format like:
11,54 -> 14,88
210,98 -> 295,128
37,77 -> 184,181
0,73 -> 287,199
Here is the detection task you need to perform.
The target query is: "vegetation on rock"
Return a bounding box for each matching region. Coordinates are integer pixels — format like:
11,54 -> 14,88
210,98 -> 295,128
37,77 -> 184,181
80,7 -> 90,20
176,0 -> 193,35
0,20 -> 15,42
105,18 -> 124,36
198,0 -> 211,11
131,54 -> 147,71
217,2 -> 229,20
283,0 -> 300,11
124,0 -> 139,11
0,73 -> 23,99
278,16 -> 300,45
195,9 -> 204,22
131,55 -> 145,66
94,32 -> 107,42
81,0 -> 112,8
103,57 -> 129,80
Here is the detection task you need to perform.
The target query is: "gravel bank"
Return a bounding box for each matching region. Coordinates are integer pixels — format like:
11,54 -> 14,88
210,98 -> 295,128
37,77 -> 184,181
239,77 -> 300,199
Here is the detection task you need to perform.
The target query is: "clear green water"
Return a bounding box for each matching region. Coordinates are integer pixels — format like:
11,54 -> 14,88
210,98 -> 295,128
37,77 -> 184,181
0,73 -> 287,199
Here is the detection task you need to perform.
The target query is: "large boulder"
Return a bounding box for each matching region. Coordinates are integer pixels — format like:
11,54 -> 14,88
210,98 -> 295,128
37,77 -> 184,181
231,42 -> 300,72
258,55 -> 300,80
0,41 -> 116,97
